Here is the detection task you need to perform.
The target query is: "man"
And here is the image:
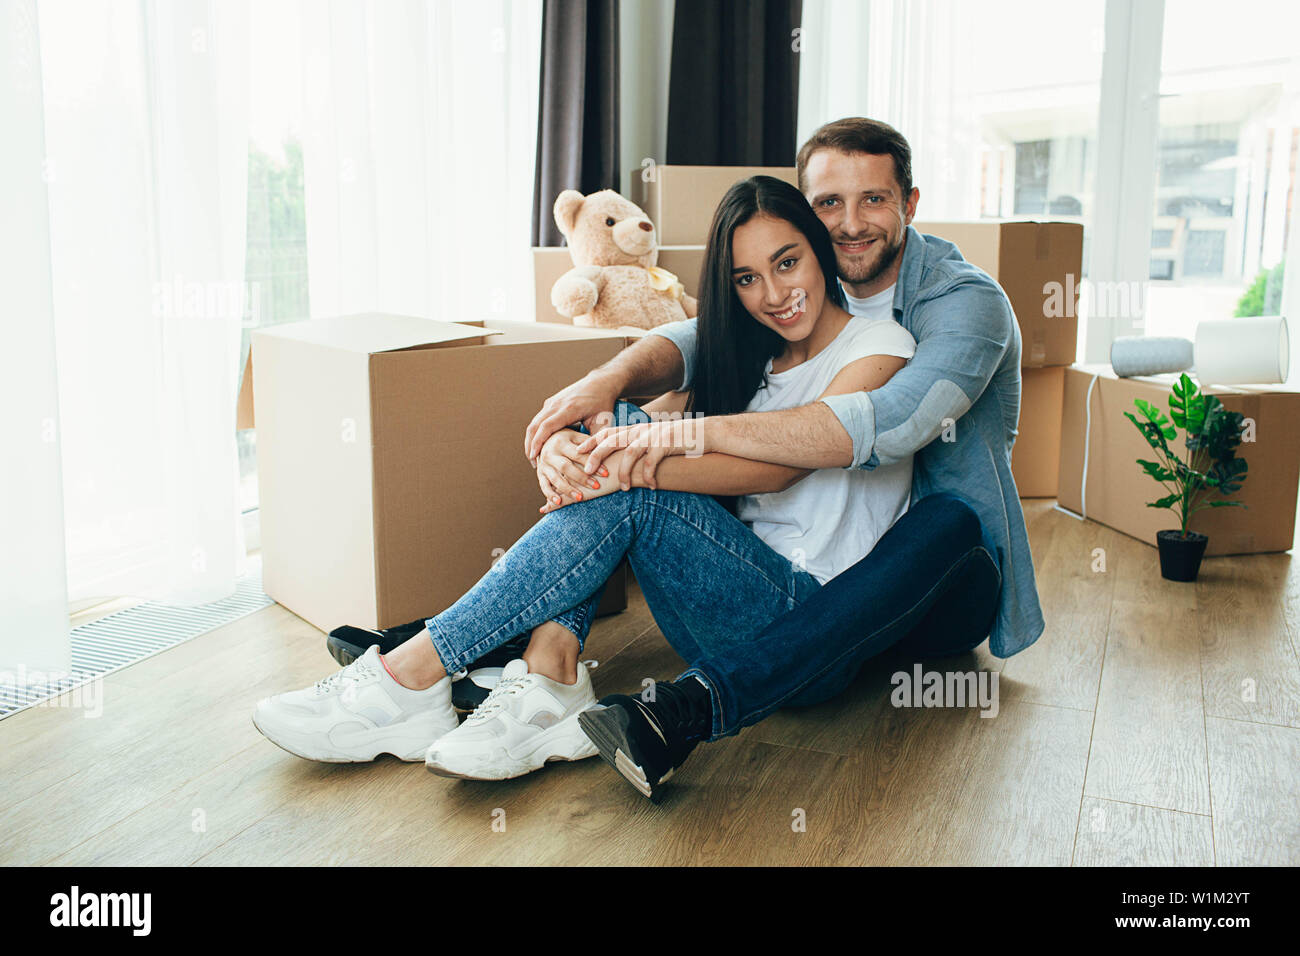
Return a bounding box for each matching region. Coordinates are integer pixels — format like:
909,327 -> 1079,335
523,117 -> 1045,802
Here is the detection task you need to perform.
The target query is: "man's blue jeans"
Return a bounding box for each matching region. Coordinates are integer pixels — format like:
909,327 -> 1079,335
425,402 -> 1000,740
690,491 -> 1001,736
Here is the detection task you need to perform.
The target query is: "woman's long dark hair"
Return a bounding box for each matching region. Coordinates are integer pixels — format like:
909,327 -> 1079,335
686,175 -> 846,514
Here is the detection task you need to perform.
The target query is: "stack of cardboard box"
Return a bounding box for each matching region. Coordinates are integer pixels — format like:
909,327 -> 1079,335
913,221 -> 1084,498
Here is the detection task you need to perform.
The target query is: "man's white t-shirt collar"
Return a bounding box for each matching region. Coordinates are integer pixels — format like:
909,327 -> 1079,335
839,281 -> 897,319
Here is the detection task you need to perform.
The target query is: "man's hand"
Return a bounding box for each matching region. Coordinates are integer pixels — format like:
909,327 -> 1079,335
524,371 -> 623,466
573,417 -> 710,491
536,428 -> 610,509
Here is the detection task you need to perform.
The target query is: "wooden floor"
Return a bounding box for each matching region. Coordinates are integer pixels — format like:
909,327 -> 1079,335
3,500 -> 1298,866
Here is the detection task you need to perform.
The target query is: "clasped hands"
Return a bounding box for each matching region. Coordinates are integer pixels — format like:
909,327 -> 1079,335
533,416 -> 705,515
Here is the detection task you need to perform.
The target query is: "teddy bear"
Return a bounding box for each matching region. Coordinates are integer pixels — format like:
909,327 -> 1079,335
551,188 -> 698,330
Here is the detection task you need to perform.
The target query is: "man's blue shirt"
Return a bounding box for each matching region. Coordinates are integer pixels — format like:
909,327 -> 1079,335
645,224 -> 1045,658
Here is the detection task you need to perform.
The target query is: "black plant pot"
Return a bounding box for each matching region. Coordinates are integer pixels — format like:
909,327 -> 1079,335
1157,530 -> 1209,582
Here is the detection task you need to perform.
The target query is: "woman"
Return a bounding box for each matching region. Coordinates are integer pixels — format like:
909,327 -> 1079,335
252,176 -> 916,796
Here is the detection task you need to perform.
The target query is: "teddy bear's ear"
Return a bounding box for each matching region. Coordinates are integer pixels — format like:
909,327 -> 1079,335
553,190 -> 586,238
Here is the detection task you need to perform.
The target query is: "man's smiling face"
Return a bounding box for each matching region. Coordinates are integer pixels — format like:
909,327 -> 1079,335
804,150 -> 919,298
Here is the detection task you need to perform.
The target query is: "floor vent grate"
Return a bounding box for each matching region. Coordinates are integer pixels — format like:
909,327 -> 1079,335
0,562 -> 273,721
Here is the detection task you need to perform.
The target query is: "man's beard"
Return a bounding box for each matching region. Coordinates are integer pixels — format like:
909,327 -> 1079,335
837,231 -> 904,286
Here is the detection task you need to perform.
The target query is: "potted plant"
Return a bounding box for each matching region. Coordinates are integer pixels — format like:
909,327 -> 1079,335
1123,373 -> 1249,582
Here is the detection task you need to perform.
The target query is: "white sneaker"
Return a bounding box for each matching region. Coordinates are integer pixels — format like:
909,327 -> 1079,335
425,658 -> 599,780
253,645 -> 459,762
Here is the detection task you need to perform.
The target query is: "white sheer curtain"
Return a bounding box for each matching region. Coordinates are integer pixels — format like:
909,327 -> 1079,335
798,0 -> 973,217
2,0 -> 70,676
299,0 -> 542,323
28,0 -> 250,616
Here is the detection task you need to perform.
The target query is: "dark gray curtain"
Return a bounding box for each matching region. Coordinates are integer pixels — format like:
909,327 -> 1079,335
531,0 -> 620,247
666,0 -> 802,166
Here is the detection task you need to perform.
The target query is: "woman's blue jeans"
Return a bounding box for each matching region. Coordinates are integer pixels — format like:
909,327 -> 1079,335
425,401 -> 1000,740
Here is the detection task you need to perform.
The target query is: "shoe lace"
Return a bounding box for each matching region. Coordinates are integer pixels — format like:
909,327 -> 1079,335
636,682 -> 706,756
464,672 -> 531,723
314,654 -> 377,695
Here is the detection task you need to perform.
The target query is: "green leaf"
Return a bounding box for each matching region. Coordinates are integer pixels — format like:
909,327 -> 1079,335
1170,374 -> 1206,437
1199,406 -> 1245,458
1146,493 -> 1180,510
1169,374 -> 1206,435
1203,500 -> 1247,509
1124,412 -> 1165,452
1137,458 -> 1176,482
1206,457 -> 1248,494
1133,398 -> 1177,440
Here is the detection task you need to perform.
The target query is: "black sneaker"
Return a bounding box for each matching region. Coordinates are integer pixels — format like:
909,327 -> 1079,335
326,620 -> 531,712
577,679 -> 710,803
327,619 -> 428,666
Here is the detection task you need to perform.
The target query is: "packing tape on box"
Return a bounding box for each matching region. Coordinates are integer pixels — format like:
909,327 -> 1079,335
1110,336 -> 1193,378
1053,371 -> 1102,524
1050,371 -> 1102,522
1080,373 -> 1100,520
1194,315 -> 1290,385
1026,337 -> 1048,367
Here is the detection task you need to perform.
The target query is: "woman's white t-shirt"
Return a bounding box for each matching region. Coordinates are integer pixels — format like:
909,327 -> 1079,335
736,286 -> 916,584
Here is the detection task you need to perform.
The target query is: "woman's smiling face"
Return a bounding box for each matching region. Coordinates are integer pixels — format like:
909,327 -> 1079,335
729,214 -> 827,341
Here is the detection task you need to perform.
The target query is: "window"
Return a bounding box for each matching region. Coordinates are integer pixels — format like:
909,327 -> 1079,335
1143,0 -> 1300,339
238,0 -> 309,519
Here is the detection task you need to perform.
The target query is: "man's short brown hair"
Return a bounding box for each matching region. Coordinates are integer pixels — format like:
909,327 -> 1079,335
796,117 -> 913,198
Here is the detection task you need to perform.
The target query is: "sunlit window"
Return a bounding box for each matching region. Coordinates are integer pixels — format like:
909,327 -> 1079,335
1144,0 -> 1300,339
238,0 -> 309,517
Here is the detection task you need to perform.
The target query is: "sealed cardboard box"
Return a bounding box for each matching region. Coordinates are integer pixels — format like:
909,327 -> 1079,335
1057,364 -> 1300,555
1011,366 -> 1065,498
252,314 -> 634,633
630,165 -> 799,246
532,245 -> 707,325
913,220 -> 1082,368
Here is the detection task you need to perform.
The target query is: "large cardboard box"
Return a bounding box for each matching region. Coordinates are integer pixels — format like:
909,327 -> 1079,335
630,165 -> 799,245
252,314 -> 634,632
1057,364 -> 1300,555
1011,366 -> 1065,498
532,245 -> 707,324
913,220 -> 1082,368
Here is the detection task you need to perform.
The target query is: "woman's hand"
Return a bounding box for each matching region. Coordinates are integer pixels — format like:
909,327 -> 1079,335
538,447 -> 655,515
536,428 -> 608,510
572,417 -> 709,492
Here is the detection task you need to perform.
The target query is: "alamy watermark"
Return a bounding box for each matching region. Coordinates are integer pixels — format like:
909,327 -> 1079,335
49,886 -> 150,936
891,663 -> 999,718
0,665 -> 104,718
585,409 -> 708,458
1043,275 -> 1149,321
152,275 -> 261,327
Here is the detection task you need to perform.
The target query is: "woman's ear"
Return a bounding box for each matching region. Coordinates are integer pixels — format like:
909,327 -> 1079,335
553,190 -> 586,238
